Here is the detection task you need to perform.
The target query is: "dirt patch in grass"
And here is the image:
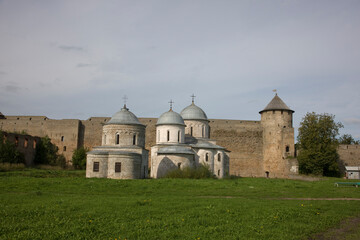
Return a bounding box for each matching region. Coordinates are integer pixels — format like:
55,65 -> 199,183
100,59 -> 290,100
308,216 -> 360,240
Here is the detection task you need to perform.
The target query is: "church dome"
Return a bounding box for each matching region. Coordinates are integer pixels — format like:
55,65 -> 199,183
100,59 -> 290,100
106,105 -> 144,126
180,102 -> 208,121
156,109 -> 185,126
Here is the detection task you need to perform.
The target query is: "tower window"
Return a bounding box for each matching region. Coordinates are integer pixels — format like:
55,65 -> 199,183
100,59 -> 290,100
167,130 -> 170,142
218,153 -> 221,162
178,130 -> 180,142
286,146 -> 290,152
93,162 -> 99,172
133,134 -> 136,145
116,133 -> 120,144
202,126 -> 204,137
115,162 -> 121,173
205,153 -> 209,162
190,127 -> 193,136
61,136 -> 64,142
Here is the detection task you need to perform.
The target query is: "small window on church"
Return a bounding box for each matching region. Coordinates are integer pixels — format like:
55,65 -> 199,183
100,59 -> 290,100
167,130 -> 170,142
205,153 -> 209,162
61,136 -> 64,142
115,162 -> 121,173
93,162 -> 99,172
218,153 -> 221,162
190,127 -> 193,136
133,134 -> 136,145
218,170 -> 220,176
178,131 -> 180,142
116,133 -> 120,144
202,127 -> 204,137
178,163 -> 181,169
286,146 -> 290,152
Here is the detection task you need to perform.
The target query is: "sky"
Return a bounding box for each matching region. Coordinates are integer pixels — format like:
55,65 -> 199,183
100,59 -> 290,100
0,0 -> 359,140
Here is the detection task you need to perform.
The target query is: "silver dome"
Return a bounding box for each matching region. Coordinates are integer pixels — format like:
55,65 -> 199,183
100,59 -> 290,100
156,110 -> 185,126
180,103 -> 208,120
106,105 -> 144,126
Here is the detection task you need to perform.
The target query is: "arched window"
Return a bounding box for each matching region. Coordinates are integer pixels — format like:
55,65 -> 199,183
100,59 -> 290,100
116,133 -> 120,145
133,134 -> 136,145
178,130 -> 180,142
205,153 -> 209,162
286,146 -> 290,152
217,153 -> 221,162
167,130 -> 170,142
190,127 -> 193,136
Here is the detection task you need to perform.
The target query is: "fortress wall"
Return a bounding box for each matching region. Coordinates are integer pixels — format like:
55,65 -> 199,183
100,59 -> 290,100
80,117 -> 109,150
209,119 -> 263,177
338,145 -> 360,166
1,116 -> 80,162
1,132 -> 40,166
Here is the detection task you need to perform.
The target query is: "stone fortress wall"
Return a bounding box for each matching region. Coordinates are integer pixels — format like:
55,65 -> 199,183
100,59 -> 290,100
1,115 -> 358,177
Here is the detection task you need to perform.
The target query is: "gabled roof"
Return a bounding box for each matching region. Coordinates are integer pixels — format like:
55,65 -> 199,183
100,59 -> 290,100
259,94 -> 294,113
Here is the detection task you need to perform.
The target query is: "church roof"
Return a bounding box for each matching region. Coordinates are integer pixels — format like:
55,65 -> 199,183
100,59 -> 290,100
259,94 -> 294,113
156,109 -> 186,126
180,102 -> 208,121
157,145 -> 195,155
106,105 -> 144,126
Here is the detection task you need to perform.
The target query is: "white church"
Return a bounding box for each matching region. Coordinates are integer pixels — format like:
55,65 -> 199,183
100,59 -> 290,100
86,97 -> 230,179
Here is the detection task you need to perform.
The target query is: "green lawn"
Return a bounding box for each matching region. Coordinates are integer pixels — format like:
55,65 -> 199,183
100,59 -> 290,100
1,170 -> 360,240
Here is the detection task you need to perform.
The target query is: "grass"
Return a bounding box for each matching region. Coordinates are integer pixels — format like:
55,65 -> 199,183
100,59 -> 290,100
1,170 -> 360,239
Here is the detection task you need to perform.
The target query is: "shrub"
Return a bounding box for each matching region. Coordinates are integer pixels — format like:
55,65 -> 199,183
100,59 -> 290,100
163,165 -> 215,179
34,136 -> 66,167
71,147 -> 88,170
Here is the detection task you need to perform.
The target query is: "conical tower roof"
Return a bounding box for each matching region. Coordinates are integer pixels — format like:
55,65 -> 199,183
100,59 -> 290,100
259,94 -> 294,113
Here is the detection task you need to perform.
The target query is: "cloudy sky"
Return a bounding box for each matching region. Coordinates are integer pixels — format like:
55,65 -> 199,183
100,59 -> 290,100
0,0 -> 359,140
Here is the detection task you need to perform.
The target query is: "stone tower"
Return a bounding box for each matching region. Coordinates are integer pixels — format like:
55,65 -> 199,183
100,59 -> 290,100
260,94 -> 296,178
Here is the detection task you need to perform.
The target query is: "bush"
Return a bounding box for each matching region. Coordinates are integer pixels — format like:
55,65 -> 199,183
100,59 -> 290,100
163,165 -> 215,179
0,163 -> 26,172
34,136 -> 66,167
71,147 -> 88,170
0,132 -> 25,164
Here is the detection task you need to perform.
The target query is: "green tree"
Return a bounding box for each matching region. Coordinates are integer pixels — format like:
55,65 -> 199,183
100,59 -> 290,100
71,147 -> 88,170
338,134 -> 359,145
0,133 -> 25,164
297,112 -> 343,177
34,136 -> 66,167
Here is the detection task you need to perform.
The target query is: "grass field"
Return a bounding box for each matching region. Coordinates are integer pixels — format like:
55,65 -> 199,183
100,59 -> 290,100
1,170 -> 360,240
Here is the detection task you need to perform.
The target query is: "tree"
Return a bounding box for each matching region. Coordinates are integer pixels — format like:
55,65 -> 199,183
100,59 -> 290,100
297,112 -> 343,177
0,133 -> 25,164
338,134 -> 359,145
71,147 -> 88,170
34,136 -> 66,167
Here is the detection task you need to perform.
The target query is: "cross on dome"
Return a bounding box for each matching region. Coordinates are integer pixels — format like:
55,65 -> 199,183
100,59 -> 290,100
191,94 -> 196,103
168,99 -> 174,110
122,95 -> 128,109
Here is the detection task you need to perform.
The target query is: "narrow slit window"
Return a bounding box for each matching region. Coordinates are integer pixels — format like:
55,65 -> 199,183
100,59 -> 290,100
178,163 -> 181,169
115,162 -> 121,173
167,130 -> 170,142
218,170 -> 220,176
61,136 -> 64,142
116,133 -> 120,144
202,126 -> 204,137
178,130 -> 180,142
218,153 -> 221,162
205,153 -> 209,162
93,162 -> 99,172
133,134 -> 136,145
190,127 -> 193,136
